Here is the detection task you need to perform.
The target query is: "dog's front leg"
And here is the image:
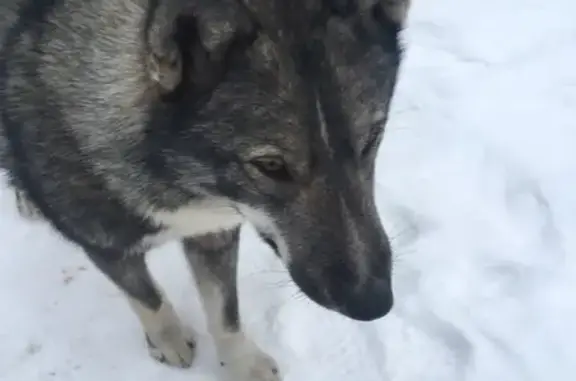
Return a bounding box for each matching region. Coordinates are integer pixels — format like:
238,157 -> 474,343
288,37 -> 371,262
87,252 -> 196,368
183,228 -> 281,381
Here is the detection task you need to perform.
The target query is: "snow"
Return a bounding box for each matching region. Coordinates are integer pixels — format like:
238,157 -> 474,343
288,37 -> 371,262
2,0 -> 576,380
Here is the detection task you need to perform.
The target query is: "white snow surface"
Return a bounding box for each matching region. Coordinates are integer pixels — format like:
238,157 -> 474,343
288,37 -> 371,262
1,1 -> 576,380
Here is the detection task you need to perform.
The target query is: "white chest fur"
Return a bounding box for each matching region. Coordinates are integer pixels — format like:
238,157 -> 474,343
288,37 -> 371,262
142,200 -> 244,249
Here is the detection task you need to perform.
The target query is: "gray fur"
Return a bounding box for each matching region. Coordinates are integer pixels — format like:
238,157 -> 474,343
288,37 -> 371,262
0,0 -> 410,378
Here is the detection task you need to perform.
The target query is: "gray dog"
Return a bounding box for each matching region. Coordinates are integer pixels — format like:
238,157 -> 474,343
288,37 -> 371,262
0,0 -> 411,379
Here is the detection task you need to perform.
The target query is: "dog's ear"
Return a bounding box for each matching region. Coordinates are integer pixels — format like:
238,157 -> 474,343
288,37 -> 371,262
146,0 -> 256,97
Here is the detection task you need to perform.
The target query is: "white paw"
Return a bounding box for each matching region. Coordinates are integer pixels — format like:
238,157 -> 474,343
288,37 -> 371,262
129,299 -> 196,368
218,336 -> 281,381
146,329 -> 196,368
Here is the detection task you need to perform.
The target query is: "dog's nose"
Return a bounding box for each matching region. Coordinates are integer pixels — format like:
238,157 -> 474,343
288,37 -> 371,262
338,280 -> 394,322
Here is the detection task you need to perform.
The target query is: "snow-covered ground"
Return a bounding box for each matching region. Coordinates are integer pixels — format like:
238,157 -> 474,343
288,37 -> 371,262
1,0 -> 575,380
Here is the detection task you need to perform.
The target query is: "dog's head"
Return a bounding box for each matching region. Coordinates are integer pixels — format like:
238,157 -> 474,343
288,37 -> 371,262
160,0 -> 410,321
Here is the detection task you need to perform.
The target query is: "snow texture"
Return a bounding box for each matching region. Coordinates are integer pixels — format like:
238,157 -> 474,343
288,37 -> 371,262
1,0 -> 575,380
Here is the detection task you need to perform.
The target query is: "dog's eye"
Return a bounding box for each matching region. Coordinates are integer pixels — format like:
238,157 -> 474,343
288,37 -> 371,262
250,156 -> 292,182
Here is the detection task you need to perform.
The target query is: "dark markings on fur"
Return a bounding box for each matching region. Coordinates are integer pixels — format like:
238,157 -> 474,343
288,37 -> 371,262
182,228 -> 241,332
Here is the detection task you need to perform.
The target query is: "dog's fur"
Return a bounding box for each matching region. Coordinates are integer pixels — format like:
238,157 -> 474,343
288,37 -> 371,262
0,0 -> 410,379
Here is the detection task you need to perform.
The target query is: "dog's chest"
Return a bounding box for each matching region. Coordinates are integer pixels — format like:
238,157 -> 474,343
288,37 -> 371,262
142,200 -> 244,247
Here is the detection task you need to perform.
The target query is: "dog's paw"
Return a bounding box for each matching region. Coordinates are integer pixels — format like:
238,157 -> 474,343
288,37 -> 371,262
218,336 -> 281,381
145,329 -> 196,368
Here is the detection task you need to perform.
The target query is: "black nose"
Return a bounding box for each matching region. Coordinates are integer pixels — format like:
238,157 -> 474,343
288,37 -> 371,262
289,263 -> 394,321
338,280 -> 394,322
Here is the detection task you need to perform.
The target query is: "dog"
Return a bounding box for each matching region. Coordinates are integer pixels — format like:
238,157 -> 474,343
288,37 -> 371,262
0,0 -> 411,379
